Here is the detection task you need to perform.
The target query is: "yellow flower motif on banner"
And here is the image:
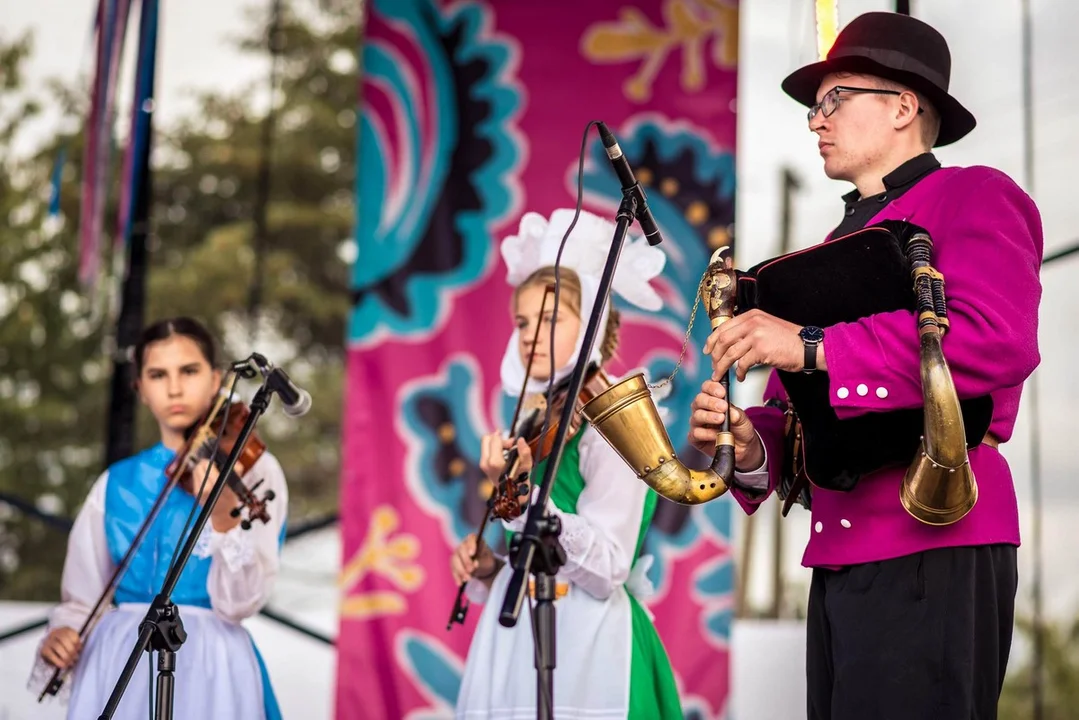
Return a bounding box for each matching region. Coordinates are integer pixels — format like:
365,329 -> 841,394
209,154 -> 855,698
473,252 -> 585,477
581,0 -> 739,102
339,505 -> 425,620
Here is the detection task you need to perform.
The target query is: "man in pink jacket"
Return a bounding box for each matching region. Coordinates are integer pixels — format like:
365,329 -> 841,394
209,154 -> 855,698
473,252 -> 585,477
688,11 -> 1042,720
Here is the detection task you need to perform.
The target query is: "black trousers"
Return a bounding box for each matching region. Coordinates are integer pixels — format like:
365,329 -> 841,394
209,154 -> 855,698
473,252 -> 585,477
807,545 -> 1018,720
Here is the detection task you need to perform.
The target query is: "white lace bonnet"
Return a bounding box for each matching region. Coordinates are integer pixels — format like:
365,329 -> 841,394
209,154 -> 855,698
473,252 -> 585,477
499,207 -> 667,395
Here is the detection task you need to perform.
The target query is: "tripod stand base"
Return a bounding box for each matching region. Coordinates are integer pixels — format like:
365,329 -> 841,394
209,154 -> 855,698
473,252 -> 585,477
97,597 -> 187,720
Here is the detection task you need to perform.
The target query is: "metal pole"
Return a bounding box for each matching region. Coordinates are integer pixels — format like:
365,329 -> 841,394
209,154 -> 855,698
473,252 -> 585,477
895,0 -> 911,15
247,0 -> 284,344
1043,241 -> 1079,265
1019,1 -> 1043,718
104,0 -> 158,467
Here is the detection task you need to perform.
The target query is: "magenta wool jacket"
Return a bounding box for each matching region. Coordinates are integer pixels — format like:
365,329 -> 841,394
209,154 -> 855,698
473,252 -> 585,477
733,165 -> 1043,569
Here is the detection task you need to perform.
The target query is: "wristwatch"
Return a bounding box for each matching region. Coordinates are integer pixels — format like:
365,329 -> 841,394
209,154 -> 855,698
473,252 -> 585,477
799,326 -> 824,373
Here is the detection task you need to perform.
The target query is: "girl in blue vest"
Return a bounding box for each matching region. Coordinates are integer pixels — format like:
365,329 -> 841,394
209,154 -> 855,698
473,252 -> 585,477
31,317 -> 288,719
450,209 -> 682,719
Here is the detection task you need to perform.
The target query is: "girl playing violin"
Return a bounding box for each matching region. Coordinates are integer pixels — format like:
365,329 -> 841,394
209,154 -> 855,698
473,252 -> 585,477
451,209 -> 682,719
30,317 -> 288,720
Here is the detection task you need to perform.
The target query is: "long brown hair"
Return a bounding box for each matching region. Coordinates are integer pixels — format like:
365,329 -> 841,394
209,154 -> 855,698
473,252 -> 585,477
512,267 -> 621,364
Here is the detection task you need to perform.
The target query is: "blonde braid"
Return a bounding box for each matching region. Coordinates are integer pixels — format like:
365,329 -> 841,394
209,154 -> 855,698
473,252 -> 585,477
600,307 -> 621,364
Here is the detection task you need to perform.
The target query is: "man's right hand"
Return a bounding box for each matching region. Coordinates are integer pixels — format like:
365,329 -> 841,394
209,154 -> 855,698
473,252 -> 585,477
40,627 -> 81,670
688,380 -> 765,471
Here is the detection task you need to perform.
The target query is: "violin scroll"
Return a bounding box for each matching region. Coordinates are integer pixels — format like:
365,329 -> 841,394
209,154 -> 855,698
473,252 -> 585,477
489,468 -> 531,522
227,477 -> 276,530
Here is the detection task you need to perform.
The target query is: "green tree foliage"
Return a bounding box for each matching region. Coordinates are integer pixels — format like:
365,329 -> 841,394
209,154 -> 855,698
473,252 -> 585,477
999,613 -> 1079,719
0,32 -> 114,599
0,0 -> 357,599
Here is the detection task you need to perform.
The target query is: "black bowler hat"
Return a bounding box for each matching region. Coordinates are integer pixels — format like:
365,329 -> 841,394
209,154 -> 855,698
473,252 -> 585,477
781,11 -> 976,146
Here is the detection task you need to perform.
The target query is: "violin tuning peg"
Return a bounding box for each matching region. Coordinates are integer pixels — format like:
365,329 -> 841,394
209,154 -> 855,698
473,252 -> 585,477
241,519 -> 252,531
230,506 -> 242,518
264,490 -> 276,501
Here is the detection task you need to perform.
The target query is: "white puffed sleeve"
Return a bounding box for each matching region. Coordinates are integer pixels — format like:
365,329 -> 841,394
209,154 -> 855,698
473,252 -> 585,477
505,425 -> 650,601
198,451 -> 289,623
49,472 -> 114,630
28,471 -> 114,698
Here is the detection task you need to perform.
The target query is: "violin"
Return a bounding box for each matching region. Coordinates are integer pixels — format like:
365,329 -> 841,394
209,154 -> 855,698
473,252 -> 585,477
166,392 -> 276,529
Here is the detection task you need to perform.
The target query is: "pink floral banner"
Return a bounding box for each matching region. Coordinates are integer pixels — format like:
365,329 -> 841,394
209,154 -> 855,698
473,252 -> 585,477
340,1 -> 740,717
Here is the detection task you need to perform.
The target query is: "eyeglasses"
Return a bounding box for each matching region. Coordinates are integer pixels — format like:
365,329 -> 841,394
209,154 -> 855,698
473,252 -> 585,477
807,85 -> 923,122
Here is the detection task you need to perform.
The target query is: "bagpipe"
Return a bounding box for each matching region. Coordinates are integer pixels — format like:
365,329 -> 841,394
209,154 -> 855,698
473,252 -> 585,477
580,220 -> 991,526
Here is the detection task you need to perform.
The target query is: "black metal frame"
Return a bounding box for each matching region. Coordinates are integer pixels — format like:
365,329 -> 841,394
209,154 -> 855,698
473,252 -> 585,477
0,507 -> 338,649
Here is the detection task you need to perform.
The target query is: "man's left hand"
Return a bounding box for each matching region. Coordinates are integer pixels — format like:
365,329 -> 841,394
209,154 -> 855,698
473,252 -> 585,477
704,309 -> 807,380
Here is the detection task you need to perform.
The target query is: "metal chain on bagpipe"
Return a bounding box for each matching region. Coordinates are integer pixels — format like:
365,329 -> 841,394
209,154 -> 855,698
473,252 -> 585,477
647,272 -> 710,391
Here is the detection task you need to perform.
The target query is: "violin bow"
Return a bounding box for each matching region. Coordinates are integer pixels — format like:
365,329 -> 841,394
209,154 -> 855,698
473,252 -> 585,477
446,284 -> 554,630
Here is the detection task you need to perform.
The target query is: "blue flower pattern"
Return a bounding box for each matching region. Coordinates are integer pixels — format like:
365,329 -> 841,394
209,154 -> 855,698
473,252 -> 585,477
351,0 -> 521,342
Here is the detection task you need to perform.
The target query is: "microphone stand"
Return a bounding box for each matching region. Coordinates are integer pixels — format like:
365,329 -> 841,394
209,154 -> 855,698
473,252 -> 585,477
497,190 -> 644,720
97,378 -> 278,720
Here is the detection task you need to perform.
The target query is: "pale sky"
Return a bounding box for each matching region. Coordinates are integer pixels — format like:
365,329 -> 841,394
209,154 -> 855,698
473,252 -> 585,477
3,0 -> 1077,626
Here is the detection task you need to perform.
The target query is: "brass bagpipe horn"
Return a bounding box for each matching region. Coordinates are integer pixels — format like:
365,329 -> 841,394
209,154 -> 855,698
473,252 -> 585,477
899,231 -> 978,525
580,247 -> 737,505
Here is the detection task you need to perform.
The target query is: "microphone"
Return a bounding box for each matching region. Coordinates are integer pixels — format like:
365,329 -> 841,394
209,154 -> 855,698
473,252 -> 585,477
233,353 -> 313,418
596,121 -> 664,246
266,366 -> 313,418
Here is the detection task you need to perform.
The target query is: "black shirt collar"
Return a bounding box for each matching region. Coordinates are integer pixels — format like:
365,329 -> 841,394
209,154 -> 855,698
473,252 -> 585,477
841,152 -> 941,205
